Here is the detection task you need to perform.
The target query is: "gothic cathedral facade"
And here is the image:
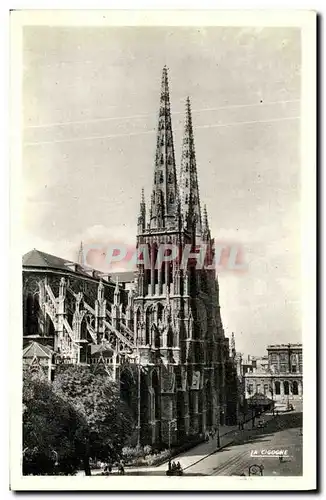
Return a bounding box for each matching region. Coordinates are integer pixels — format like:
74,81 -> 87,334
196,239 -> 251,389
132,67 -> 235,445
22,67 -> 238,449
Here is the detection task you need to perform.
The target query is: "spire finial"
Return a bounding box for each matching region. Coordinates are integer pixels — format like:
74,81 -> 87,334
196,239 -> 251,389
180,96 -> 202,235
203,204 -> 208,224
138,187 -> 146,234
77,241 -> 84,265
150,67 -> 178,230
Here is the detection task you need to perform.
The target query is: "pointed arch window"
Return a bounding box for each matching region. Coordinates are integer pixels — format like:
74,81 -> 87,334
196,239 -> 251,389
292,381 -> 298,395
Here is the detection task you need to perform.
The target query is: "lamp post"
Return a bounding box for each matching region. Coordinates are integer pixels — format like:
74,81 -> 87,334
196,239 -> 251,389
137,355 -> 141,448
130,349 -> 141,448
216,410 -> 221,448
168,418 -> 177,470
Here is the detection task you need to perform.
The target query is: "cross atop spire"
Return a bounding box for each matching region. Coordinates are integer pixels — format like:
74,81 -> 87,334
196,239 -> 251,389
149,67 -> 179,230
179,96 -> 202,235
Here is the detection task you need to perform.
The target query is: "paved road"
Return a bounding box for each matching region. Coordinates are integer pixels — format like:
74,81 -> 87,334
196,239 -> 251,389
78,412 -> 302,477
185,412 -> 302,477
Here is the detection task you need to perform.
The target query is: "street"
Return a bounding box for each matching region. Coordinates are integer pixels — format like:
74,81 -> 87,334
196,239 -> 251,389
185,411 -> 302,476
84,411 -> 302,477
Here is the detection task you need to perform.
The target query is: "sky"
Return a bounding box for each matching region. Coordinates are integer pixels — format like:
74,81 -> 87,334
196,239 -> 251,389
22,26 -> 301,356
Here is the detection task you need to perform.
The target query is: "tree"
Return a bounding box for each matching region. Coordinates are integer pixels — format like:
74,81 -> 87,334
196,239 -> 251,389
53,366 -> 134,475
23,372 -> 86,475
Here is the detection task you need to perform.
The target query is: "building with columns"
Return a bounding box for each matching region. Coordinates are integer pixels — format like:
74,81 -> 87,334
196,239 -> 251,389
22,66 -> 239,447
244,343 -> 303,406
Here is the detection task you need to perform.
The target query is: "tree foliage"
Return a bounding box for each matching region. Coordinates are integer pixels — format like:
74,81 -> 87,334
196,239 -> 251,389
53,366 -> 134,472
23,372 -> 86,475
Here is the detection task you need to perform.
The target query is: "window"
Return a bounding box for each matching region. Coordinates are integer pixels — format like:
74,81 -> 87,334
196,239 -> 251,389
270,353 -> 278,364
168,173 -> 172,184
275,381 -> 281,395
299,353 -> 303,373
291,354 -> 297,373
185,178 -> 189,188
292,381 -> 298,395
185,194 -> 189,204
264,384 -> 269,395
256,384 -> 261,394
160,154 -> 164,165
280,364 -> 287,373
284,381 -> 289,395
185,162 -> 189,172
248,384 -> 254,395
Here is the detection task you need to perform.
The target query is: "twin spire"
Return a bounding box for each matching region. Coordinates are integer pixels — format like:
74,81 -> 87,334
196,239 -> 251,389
138,66 -> 210,236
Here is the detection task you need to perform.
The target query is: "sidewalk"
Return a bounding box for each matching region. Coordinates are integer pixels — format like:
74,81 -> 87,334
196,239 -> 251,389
158,410 -> 275,472
86,412 -> 275,476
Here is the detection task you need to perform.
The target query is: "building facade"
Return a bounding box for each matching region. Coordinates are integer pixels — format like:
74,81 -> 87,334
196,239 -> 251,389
22,67 -> 239,447
244,343 -> 303,406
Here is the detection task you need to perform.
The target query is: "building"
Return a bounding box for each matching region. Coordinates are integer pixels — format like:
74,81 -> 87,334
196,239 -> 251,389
244,343 -> 303,407
22,67 -> 239,447
241,354 -> 269,374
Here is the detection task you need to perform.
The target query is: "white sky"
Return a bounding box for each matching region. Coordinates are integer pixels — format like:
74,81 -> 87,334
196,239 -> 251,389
22,26 -> 301,355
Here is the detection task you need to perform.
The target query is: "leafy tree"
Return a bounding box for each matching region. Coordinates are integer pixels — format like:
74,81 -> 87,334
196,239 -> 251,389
23,372 -> 86,475
53,366 -> 134,475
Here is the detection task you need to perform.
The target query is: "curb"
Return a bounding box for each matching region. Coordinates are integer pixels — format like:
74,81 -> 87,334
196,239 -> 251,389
183,439 -> 235,472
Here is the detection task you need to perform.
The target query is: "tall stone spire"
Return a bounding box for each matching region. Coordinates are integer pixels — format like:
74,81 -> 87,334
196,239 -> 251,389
137,187 -> 146,233
179,97 -> 202,235
202,204 -> 211,240
77,241 -> 84,265
150,66 -> 178,230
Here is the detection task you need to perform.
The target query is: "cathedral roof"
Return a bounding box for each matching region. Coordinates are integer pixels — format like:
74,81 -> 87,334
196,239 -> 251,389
23,249 -> 112,281
23,341 -> 53,359
23,249 -> 80,271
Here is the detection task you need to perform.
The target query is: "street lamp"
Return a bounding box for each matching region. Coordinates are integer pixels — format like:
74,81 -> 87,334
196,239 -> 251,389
216,410 -> 222,448
168,419 -> 177,470
128,349 -> 141,448
137,351 -> 141,448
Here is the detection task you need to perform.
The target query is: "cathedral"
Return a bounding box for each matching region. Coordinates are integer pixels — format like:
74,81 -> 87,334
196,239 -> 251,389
23,67 -> 239,447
